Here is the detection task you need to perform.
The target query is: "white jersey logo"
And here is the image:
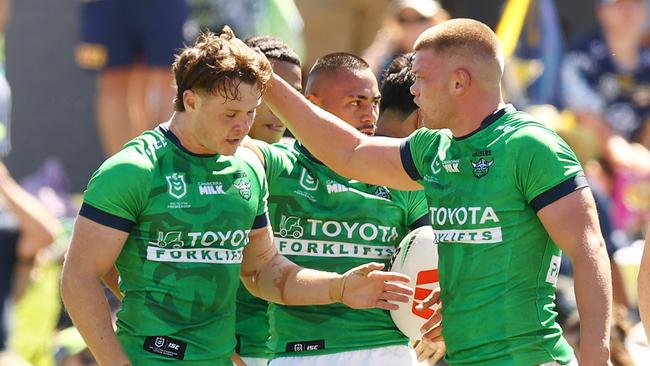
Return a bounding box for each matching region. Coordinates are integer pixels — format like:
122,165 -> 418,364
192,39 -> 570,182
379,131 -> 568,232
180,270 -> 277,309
299,168 -> 319,191
443,160 -> 460,173
166,173 -> 187,199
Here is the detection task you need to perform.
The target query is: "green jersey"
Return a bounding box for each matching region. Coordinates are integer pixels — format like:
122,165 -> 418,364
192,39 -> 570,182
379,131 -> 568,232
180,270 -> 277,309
401,105 -> 582,365
80,126 -> 269,365
236,141 -> 429,358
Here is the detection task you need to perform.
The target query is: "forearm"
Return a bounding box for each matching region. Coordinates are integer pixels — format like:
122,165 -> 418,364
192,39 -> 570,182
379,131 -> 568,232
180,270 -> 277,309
61,269 -> 130,365
265,73 -> 365,176
0,176 -> 61,258
244,252 -> 341,305
572,239 -> 612,362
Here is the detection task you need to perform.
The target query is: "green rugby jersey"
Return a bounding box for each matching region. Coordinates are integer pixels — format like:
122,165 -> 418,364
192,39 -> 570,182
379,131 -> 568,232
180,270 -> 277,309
401,105 -> 583,365
236,141 -> 429,358
80,126 -> 269,365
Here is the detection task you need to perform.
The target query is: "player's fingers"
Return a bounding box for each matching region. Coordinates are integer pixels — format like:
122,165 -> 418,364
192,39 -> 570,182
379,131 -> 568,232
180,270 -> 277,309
415,289 -> 440,310
368,270 -> 411,284
381,291 -> 410,303
422,322 -> 443,342
383,281 -> 413,294
432,346 -> 446,363
421,309 -> 442,334
375,299 -> 400,311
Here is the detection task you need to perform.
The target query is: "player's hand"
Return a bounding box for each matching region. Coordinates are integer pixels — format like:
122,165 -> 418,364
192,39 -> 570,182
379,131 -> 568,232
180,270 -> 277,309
340,262 -> 413,310
416,289 -> 443,341
414,337 -> 446,364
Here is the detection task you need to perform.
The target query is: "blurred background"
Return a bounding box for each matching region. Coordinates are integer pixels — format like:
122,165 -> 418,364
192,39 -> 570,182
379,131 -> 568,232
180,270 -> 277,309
2,0 -> 650,365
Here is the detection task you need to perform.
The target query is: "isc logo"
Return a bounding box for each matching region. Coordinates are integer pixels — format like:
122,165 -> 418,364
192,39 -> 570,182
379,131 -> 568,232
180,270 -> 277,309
411,269 -> 439,320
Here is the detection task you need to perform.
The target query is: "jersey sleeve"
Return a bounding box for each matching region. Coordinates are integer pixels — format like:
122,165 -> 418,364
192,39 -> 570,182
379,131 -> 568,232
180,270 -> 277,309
80,149 -> 152,232
400,128 -> 438,181
405,190 -> 430,230
236,147 -> 270,229
254,139 -> 292,185
512,125 -> 588,212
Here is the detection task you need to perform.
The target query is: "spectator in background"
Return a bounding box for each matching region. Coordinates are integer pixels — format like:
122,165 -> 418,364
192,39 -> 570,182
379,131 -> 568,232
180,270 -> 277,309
0,0 -> 11,158
294,0 -> 391,71
75,0 -> 188,156
363,0 -> 449,79
375,53 -> 422,138
244,35 -> 302,144
0,160 -> 61,353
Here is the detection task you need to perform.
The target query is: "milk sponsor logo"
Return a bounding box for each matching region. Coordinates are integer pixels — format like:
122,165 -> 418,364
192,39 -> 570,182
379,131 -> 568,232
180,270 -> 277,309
326,180 -> 349,194
443,160 -> 460,173
198,182 -> 225,195
429,206 -> 502,244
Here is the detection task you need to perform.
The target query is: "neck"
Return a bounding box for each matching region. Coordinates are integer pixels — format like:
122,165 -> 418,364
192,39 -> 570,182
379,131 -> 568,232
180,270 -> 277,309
449,94 -> 505,138
604,32 -> 640,70
168,112 -> 211,155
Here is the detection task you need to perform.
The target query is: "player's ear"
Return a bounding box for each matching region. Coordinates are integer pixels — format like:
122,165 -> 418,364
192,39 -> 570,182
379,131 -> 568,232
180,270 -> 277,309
450,68 -> 471,96
305,93 -> 322,107
183,89 -> 199,111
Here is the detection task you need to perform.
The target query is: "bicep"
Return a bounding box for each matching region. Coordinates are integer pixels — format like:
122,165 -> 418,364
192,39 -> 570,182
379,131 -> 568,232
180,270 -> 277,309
537,187 -> 604,259
348,137 -> 422,191
64,216 -> 129,278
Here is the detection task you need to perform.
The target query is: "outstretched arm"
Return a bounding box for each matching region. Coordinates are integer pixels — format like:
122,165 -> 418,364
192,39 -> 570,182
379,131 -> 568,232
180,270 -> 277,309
240,225 -> 413,309
264,73 -> 421,191
538,188 -> 612,364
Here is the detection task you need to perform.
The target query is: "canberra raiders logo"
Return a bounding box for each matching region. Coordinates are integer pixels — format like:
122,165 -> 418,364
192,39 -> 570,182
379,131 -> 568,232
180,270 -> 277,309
471,158 -> 493,179
373,186 -> 391,199
233,178 -> 252,200
166,173 -> 187,199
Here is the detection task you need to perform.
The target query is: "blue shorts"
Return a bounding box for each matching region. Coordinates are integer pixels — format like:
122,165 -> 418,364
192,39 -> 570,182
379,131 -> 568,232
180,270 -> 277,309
76,0 -> 187,70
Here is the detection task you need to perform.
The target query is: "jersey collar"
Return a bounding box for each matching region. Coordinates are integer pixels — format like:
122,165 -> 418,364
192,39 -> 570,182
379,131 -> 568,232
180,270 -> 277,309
454,104 -> 514,141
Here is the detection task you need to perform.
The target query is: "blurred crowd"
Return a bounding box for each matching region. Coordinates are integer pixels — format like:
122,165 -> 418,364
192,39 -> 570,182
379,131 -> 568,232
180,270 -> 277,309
1,0 -> 650,365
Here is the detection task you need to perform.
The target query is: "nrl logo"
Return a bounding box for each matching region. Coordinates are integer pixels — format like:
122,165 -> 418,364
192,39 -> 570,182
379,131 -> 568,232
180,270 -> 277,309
166,173 -> 187,199
233,178 -> 252,200
471,158 -> 494,179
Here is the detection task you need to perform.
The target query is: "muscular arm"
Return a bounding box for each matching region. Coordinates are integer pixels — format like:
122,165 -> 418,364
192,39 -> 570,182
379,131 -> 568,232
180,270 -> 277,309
61,216 -> 131,366
240,225 -> 413,309
639,228 -> 650,339
264,73 -> 421,191
537,188 -> 612,364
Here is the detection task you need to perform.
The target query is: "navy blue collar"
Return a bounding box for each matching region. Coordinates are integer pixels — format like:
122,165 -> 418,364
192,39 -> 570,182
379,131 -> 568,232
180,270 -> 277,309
454,105 -> 512,141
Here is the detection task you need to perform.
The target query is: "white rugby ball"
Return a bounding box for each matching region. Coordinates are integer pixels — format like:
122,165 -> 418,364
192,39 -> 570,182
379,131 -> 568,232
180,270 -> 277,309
389,226 -> 440,339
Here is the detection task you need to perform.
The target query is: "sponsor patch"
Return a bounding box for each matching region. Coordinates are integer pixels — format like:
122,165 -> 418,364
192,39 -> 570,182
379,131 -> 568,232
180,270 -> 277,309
143,336 -> 187,360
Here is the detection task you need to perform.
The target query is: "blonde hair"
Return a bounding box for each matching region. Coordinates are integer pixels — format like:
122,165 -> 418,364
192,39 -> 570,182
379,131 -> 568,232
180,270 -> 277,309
414,18 -> 504,75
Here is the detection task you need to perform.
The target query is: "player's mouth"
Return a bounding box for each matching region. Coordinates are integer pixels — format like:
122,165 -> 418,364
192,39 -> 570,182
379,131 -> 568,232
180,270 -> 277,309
226,137 -> 243,145
265,123 -> 285,133
357,124 -> 375,136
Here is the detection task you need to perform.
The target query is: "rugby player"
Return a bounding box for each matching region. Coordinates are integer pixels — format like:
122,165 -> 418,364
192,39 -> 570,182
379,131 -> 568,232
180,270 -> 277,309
239,52 -> 431,366
259,19 -> 613,365
61,28 -> 413,366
